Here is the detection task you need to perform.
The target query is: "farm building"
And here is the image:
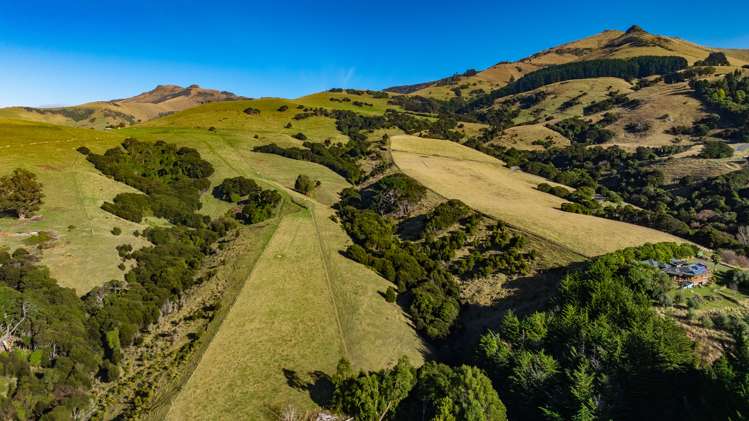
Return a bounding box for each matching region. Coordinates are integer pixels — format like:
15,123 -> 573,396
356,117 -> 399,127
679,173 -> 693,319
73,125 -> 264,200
642,259 -> 710,288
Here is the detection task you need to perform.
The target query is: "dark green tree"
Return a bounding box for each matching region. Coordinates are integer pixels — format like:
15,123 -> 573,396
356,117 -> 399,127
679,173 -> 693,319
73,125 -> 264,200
0,168 -> 44,218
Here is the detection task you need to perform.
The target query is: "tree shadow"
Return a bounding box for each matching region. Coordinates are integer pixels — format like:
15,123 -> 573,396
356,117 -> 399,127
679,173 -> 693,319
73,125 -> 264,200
283,368 -> 334,407
439,261 -> 587,363
396,214 -> 427,241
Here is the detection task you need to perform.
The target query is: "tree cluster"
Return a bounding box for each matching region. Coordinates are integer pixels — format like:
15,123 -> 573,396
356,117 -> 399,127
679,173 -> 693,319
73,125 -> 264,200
0,169 -> 44,219
330,357 -> 507,421
465,56 -> 688,111
88,139 -> 214,227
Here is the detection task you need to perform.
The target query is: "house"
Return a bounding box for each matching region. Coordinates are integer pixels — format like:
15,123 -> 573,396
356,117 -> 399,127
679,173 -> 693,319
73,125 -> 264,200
642,259 -> 710,287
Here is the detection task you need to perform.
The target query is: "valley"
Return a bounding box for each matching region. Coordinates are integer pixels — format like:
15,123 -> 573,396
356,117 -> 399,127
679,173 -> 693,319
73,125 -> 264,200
2,22 -> 749,421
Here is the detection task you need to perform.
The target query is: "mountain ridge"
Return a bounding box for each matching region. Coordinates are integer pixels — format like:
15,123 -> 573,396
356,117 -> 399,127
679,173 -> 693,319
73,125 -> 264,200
0,84 -> 247,129
386,25 -> 749,99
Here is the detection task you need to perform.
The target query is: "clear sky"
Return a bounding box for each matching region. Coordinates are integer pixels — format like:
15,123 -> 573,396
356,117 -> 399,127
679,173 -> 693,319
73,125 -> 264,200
1,0 -> 748,107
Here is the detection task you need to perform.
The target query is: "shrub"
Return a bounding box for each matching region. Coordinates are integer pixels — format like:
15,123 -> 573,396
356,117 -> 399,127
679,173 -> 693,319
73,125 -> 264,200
102,193 -> 150,222
292,132 -> 307,140
384,286 -> 397,302
277,105 -> 289,112
695,52 -> 730,67
111,227 -> 121,236
369,174 -> 426,217
699,140 -> 733,159
213,176 -> 261,202
422,199 -> 471,236
624,120 -> 652,133
0,168 -> 44,218
243,107 -> 260,115
294,174 -> 318,195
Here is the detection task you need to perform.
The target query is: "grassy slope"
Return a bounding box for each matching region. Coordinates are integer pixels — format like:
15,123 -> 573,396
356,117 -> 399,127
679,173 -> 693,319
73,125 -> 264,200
0,91 -> 396,293
0,90 -> 426,417
165,200 -> 424,420
0,119 -> 152,292
491,124 -> 570,151
391,134 -> 686,257
123,96 -> 423,418
510,77 -> 633,124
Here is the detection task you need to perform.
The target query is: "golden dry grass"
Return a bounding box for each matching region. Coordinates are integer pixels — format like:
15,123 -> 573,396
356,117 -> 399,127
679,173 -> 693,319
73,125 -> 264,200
510,77 -> 633,124
604,82 -> 705,149
491,124 -> 570,150
166,202 -> 424,420
0,119 -> 153,292
391,135 -> 686,257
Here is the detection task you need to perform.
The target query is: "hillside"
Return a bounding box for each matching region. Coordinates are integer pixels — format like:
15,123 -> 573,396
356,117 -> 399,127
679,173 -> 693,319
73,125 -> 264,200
2,23 -> 749,421
390,25 -> 749,100
0,84 -> 245,130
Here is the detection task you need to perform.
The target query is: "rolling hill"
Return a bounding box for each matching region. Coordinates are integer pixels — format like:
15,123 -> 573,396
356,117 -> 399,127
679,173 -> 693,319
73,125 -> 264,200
389,25 -> 749,100
2,23 -> 749,421
0,84 -> 246,130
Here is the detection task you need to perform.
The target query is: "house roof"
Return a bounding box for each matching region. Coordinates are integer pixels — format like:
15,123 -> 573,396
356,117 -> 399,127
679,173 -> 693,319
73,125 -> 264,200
641,260 -> 708,277
663,263 -> 708,277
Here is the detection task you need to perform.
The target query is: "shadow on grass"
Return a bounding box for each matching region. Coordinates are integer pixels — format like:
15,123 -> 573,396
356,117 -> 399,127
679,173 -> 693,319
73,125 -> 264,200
283,368 -> 334,407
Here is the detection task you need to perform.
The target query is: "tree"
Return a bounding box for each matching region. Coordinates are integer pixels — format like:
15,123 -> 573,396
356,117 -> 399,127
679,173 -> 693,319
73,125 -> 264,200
294,174 -> 319,195
413,362 -> 507,421
332,357 -> 416,420
0,168 -> 44,218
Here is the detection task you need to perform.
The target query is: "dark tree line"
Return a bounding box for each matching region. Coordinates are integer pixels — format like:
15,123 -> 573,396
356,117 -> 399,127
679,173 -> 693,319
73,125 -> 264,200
338,176 -> 534,339
0,141 -> 248,418
475,242 -> 749,420
463,56 -> 688,111
85,139 -> 214,227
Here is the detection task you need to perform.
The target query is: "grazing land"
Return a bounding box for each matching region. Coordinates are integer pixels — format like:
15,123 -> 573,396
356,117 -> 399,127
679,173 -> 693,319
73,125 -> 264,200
391,134 -> 686,256
167,201 -> 424,420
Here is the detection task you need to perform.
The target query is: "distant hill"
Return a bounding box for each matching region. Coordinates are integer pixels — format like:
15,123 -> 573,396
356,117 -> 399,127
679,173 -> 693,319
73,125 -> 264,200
0,84 -> 247,129
388,25 -> 749,100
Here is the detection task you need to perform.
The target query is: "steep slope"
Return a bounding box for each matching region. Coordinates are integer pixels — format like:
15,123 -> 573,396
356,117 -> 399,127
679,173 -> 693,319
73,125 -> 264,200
0,84 -> 246,129
392,25 -> 749,100
390,135 -> 687,257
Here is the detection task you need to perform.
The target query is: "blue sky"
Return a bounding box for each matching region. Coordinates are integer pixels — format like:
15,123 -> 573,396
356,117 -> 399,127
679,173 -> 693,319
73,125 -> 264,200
1,0 -> 748,107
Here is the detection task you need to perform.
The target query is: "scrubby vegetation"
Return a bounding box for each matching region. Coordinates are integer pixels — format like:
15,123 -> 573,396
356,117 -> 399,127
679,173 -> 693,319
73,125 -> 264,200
88,139 -> 214,226
294,174 -> 320,195
547,117 -> 614,145
582,91 -> 640,115
338,175 -> 534,339
698,140 -> 734,158
695,52 -> 730,67
212,176 -> 261,202
691,70 -> 749,141
330,241 -> 749,420
421,199 -> 471,237
254,142 -> 364,183
212,176 -> 281,224
256,107 -> 467,184
329,357 -> 507,420
465,56 -> 687,111
466,139 -> 749,254
475,242 -> 738,420
0,169 -> 44,219
0,158 -> 241,418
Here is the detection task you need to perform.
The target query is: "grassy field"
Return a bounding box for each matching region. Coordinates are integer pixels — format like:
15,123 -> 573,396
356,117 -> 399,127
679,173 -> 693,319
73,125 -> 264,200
0,119 -> 153,292
491,123 -> 570,150
391,134 -> 687,257
510,77 -> 633,124
166,201 -> 424,420
0,90 -> 380,292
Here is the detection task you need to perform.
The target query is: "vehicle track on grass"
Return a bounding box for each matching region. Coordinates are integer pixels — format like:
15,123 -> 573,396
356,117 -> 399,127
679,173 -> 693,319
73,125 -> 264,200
202,135 -> 350,357
307,202 -> 350,359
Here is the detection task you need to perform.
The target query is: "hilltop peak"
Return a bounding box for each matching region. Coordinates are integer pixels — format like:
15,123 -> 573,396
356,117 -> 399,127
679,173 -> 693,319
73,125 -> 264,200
625,24 -> 647,34
121,84 -> 244,105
